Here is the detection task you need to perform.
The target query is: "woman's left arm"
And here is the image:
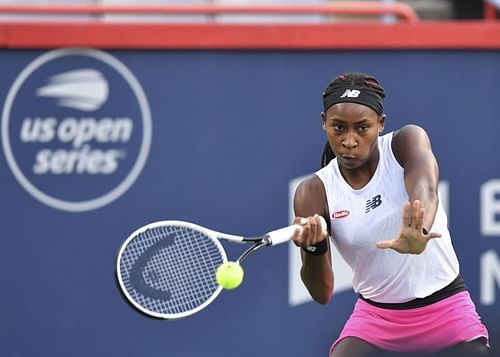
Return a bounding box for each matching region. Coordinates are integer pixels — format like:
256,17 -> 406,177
376,124 -> 442,254
393,124 -> 440,232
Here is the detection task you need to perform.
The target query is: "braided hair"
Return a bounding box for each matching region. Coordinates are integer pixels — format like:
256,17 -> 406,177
320,72 -> 386,168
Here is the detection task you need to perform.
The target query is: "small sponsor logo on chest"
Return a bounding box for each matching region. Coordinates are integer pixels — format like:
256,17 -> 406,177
365,194 -> 382,213
332,210 -> 350,219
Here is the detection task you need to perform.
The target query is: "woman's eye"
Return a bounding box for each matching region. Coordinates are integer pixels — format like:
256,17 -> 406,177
358,126 -> 368,132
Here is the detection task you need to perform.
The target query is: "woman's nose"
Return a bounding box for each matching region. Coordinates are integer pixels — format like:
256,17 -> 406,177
342,133 -> 358,148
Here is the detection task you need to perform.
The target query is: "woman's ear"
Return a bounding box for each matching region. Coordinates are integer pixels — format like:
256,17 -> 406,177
378,114 -> 386,133
321,112 -> 326,131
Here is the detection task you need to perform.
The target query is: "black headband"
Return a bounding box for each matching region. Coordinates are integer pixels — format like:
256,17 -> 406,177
323,86 -> 384,115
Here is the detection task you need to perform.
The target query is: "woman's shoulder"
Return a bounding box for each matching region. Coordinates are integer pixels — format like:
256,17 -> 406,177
294,174 -> 328,217
391,124 -> 430,165
296,174 -> 325,196
295,175 -> 326,204
393,124 -> 427,138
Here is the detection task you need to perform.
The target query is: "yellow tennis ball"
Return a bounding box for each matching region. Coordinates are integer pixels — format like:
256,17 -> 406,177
216,262 -> 244,289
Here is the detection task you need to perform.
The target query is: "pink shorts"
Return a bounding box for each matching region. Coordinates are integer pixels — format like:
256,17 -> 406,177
330,291 -> 489,353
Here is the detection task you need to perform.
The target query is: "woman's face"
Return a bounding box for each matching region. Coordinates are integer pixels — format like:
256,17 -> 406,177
322,102 -> 385,170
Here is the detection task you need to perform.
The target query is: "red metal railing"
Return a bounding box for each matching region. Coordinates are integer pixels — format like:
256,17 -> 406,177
485,1 -> 499,20
0,2 -> 419,23
1,2 -> 500,49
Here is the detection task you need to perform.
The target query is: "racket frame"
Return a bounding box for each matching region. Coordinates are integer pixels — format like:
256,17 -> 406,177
115,220 -> 305,319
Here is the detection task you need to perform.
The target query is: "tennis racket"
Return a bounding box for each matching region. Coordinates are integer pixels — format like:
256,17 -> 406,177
115,218 -> 326,319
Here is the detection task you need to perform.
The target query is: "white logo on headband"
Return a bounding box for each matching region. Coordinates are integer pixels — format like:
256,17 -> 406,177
340,89 -> 360,98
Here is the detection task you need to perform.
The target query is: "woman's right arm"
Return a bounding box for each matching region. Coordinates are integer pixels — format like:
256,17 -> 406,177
293,175 -> 334,305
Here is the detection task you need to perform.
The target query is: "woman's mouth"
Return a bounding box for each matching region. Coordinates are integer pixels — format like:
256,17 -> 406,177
341,154 -> 357,160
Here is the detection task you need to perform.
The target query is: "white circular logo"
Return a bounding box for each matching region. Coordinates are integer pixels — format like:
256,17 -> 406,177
2,48 -> 152,212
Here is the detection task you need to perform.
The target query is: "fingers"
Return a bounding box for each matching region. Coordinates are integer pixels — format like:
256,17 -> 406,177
403,200 -> 426,232
411,200 -> 420,229
317,214 -> 328,238
376,240 -> 393,249
412,200 -> 422,231
292,214 -> 328,247
291,217 -> 305,243
415,206 -> 425,232
425,232 -> 442,241
402,201 -> 411,227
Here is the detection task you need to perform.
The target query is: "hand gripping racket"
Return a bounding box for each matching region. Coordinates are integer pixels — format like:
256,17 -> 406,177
115,218 -> 326,319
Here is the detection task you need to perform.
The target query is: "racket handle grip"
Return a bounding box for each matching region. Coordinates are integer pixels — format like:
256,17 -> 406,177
267,215 -> 328,246
267,224 -> 302,246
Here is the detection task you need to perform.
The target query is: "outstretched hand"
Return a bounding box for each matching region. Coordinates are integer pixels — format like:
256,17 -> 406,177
376,200 -> 441,254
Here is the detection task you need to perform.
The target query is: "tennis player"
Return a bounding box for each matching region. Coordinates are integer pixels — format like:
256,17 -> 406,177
292,72 -> 490,356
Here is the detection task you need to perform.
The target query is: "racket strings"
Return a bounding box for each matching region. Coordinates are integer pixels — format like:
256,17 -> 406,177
146,229 -> 215,311
119,225 -> 224,316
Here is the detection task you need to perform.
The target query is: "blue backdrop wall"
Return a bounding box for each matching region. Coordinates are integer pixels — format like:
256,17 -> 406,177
0,49 -> 499,356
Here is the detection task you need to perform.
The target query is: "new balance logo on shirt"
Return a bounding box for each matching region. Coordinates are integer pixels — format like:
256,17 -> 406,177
340,89 -> 361,98
365,194 -> 382,213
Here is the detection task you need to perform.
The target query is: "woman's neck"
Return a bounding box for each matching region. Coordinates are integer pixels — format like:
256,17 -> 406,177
339,148 -> 380,190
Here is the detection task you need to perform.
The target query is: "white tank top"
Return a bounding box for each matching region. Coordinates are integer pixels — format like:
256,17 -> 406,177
315,132 -> 460,303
